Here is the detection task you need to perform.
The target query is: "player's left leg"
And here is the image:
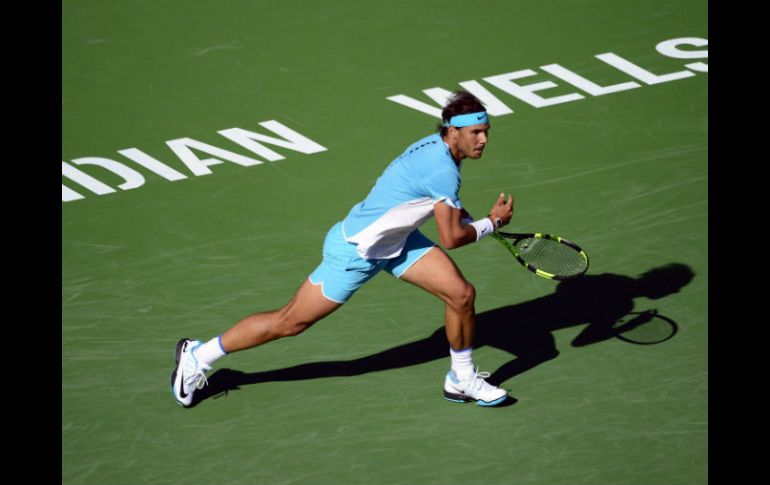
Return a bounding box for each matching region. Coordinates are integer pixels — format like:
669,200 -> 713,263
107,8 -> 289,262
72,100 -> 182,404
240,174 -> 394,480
387,233 -> 507,406
395,246 -> 476,351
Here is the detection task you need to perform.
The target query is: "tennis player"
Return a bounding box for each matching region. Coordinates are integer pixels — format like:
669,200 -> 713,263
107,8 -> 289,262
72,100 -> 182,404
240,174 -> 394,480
172,90 -> 514,407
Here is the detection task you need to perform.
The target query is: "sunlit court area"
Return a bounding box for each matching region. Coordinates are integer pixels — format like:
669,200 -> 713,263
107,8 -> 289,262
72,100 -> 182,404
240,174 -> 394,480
62,1 -> 707,483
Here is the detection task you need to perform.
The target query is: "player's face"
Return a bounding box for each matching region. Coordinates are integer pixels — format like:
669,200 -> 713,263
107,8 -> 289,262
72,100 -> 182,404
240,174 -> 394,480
456,124 -> 490,159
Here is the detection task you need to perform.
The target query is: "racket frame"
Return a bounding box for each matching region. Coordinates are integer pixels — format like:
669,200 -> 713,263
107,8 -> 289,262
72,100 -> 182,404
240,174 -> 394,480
492,231 -> 589,280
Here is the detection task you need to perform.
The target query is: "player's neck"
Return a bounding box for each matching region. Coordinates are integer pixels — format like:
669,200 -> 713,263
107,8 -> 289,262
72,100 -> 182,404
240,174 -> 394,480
442,137 -> 465,166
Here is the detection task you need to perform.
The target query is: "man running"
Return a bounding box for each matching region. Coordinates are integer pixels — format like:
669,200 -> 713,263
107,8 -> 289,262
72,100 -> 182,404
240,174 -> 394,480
172,90 -> 514,407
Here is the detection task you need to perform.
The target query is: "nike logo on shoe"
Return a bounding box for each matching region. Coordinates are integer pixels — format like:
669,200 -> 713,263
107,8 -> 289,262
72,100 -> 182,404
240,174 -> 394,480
178,371 -> 188,398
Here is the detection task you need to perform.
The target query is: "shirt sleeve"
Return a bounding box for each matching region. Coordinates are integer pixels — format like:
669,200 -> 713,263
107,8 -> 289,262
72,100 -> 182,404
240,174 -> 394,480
423,168 -> 462,209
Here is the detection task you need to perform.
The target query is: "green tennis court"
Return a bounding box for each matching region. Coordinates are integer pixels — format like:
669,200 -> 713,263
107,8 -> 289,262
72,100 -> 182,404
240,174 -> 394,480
62,1 -> 707,483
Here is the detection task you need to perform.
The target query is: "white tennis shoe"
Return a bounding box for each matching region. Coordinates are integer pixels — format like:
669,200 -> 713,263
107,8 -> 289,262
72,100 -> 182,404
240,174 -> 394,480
444,368 -> 507,406
171,338 -> 211,407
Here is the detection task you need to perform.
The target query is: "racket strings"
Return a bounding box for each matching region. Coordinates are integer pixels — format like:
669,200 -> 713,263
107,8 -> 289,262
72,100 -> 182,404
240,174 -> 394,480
514,237 -> 587,276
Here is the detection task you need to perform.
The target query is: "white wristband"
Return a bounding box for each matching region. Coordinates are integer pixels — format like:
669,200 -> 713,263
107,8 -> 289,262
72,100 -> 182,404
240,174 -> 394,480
470,217 -> 495,241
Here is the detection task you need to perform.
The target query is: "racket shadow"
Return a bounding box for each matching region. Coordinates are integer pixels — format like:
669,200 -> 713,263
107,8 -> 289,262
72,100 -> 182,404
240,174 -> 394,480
190,262 -> 695,407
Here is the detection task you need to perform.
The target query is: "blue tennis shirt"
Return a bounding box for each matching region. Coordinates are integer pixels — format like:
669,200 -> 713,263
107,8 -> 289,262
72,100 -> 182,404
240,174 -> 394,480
341,133 -> 463,260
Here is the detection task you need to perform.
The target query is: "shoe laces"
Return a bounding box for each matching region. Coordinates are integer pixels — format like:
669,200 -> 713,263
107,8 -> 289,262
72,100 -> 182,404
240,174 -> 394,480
182,349 -> 209,390
470,367 -> 493,390
185,370 -> 209,390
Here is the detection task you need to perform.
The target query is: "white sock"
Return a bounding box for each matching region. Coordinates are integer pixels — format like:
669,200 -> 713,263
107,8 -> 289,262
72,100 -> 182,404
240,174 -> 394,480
193,336 -> 228,368
450,347 -> 475,380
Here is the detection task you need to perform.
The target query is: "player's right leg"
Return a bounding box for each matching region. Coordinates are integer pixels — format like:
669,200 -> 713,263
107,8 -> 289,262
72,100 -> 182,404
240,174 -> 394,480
219,221 -> 379,352
171,222 -> 379,407
171,279 -> 342,407
220,278 -> 343,352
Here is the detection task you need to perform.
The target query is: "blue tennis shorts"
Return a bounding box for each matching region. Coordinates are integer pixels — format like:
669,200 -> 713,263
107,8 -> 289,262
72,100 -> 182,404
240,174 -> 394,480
308,221 -> 436,303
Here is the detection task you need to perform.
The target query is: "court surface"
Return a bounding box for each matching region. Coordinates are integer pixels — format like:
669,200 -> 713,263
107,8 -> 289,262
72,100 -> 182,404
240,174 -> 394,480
62,1 -> 707,483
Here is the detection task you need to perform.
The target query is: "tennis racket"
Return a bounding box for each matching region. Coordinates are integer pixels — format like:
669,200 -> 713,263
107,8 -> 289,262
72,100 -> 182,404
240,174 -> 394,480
612,309 -> 677,345
491,231 -> 589,280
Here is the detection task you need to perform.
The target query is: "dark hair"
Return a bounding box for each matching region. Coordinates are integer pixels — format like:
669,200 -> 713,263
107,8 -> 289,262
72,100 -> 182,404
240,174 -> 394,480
436,90 -> 486,137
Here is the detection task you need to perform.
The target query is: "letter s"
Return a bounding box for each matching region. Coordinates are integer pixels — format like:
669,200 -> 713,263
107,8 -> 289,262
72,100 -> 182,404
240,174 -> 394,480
656,37 -> 708,73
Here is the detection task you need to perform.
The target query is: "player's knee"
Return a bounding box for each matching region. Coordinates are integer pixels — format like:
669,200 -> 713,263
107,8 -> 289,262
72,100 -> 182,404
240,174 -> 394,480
449,282 -> 475,311
281,323 -> 311,337
276,321 -> 307,337
277,310 -> 316,337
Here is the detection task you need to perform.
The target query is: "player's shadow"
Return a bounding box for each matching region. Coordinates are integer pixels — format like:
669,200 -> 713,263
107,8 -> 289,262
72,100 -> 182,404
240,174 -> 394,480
191,263 -> 694,407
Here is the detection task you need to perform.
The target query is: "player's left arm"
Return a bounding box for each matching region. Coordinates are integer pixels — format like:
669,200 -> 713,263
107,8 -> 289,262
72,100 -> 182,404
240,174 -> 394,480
459,208 -> 473,224
434,201 -> 478,249
434,193 -> 514,249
